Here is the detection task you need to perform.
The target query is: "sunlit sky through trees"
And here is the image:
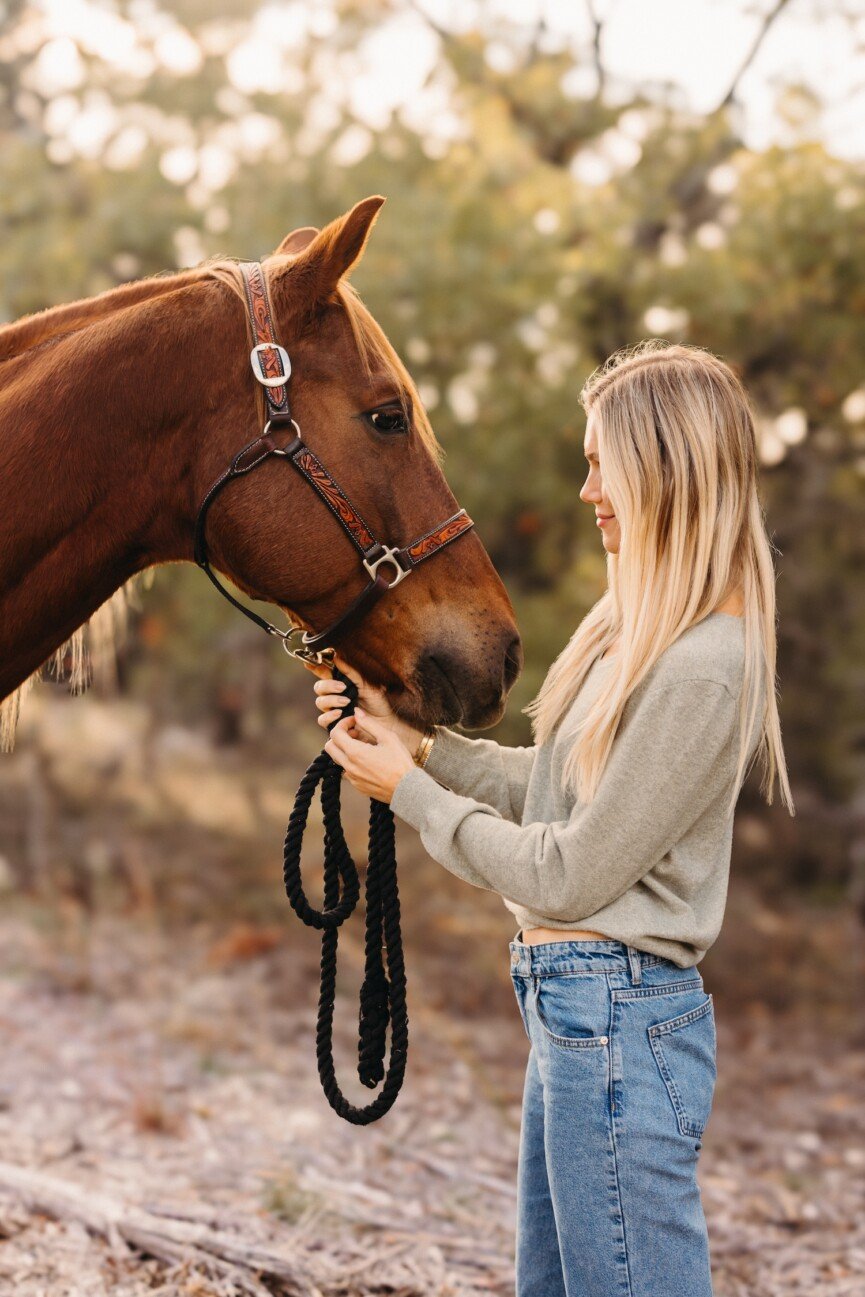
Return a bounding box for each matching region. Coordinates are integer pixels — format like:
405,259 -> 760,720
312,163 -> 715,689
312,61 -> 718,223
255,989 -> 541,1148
17,0 -> 865,172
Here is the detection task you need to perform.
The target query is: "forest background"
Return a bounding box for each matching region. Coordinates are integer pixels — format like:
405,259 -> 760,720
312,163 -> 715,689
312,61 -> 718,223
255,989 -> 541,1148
0,3 -> 863,1294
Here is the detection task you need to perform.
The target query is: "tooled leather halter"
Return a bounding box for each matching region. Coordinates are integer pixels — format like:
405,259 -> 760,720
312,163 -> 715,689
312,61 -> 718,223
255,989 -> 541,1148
193,260 -> 476,1126
194,260 -> 475,666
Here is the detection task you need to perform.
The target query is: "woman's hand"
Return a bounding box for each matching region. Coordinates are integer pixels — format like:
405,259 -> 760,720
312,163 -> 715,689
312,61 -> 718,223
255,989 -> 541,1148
305,653 -> 424,754
323,710 -> 416,804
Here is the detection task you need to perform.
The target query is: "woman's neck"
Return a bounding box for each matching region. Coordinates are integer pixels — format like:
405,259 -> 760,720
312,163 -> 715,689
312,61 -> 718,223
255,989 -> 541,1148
714,589 -> 745,616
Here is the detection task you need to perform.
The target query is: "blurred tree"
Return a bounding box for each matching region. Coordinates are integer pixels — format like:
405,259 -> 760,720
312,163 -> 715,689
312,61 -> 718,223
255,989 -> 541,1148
1,0 -> 863,888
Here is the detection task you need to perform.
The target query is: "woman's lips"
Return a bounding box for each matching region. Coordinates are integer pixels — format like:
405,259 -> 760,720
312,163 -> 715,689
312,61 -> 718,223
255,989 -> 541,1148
597,514 -> 615,527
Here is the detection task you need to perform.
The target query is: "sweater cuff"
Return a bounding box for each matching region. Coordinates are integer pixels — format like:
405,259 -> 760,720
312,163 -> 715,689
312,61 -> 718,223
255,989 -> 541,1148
421,725 -> 475,785
390,764 -> 453,830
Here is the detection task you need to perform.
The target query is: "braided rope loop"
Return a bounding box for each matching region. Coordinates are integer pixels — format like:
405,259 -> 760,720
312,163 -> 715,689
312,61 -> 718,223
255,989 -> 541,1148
281,667 -> 409,1124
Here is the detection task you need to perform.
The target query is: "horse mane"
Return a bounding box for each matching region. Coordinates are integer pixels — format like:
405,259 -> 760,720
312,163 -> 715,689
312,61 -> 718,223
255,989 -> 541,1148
0,265 -> 217,364
1,253 -> 443,749
0,578 -> 144,751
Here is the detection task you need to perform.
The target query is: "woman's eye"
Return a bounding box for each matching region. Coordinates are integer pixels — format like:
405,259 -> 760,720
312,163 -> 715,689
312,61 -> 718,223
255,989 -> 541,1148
367,408 -> 409,435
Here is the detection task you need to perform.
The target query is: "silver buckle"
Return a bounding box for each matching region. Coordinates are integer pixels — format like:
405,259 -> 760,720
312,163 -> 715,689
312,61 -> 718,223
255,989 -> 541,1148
363,545 -> 412,589
265,625 -> 334,669
288,642 -> 336,666
250,342 -> 291,388
274,625 -> 335,666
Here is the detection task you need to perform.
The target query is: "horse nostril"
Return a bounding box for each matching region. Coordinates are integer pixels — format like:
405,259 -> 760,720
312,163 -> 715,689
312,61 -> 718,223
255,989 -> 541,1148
503,633 -> 523,689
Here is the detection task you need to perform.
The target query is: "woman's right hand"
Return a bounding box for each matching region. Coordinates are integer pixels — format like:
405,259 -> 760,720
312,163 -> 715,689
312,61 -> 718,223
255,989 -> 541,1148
306,655 -> 425,753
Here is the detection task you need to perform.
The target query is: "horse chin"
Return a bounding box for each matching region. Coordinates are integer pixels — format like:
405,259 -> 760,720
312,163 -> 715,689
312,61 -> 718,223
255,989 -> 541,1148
388,655 -> 515,730
383,682 -> 451,729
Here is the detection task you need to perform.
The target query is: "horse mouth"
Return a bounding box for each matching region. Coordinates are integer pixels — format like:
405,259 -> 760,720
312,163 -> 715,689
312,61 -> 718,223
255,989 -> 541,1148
423,655 -> 464,726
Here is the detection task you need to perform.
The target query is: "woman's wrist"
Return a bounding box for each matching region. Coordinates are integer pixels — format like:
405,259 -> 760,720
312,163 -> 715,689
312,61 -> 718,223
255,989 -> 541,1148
413,725 -> 438,768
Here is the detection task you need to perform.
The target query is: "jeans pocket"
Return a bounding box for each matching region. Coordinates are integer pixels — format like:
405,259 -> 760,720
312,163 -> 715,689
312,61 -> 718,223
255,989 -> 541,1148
648,994 -> 717,1138
532,974 -> 609,1050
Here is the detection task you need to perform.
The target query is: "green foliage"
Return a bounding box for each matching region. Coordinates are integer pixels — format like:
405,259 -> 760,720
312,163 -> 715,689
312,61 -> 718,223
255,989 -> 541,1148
1,2 -> 863,875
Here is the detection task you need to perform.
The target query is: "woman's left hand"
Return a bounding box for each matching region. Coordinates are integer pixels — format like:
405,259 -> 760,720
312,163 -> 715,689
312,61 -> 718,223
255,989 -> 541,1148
324,707 -> 416,803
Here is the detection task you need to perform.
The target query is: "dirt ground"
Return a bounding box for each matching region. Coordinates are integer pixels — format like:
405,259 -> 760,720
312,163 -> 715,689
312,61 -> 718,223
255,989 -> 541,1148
0,896 -> 862,1297
0,692 -> 862,1294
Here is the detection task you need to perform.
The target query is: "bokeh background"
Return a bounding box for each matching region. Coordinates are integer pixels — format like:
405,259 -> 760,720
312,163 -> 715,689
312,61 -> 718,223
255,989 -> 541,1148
0,3 -> 863,1295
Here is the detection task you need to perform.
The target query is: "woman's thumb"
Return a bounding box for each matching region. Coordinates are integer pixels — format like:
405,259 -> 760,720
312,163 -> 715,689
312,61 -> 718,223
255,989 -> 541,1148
355,706 -> 383,730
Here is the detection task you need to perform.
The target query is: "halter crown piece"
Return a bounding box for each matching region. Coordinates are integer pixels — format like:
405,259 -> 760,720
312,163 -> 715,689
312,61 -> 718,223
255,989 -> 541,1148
193,261 -> 475,1124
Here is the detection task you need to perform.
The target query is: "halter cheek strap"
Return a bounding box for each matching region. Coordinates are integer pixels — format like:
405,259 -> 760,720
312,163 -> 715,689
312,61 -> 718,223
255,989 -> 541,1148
193,260 -> 475,665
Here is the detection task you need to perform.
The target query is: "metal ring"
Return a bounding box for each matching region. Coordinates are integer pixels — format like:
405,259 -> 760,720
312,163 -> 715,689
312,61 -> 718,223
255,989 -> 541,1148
264,418 -> 302,448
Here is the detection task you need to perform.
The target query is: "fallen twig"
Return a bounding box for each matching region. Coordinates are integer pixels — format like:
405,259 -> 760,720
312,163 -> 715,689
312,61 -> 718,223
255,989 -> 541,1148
0,1160 -> 315,1297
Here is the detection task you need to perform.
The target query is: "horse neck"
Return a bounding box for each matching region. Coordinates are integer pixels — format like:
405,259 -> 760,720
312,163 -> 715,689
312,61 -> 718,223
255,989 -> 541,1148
0,267 -> 208,362
0,278 -> 247,698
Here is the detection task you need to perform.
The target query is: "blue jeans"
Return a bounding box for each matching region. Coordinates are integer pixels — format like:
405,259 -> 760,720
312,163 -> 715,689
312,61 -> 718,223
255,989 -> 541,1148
509,932 -> 717,1297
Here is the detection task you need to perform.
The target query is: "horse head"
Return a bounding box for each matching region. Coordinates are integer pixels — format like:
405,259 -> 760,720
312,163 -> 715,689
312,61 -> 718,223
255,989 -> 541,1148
194,196 -> 522,730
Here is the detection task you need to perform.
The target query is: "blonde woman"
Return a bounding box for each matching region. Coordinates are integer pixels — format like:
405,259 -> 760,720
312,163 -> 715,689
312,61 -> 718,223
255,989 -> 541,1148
309,339 -> 794,1297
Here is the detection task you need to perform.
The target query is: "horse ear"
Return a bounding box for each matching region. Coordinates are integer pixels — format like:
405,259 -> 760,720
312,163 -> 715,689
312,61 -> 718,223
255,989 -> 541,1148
274,226 -> 319,256
286,195 -> 386,301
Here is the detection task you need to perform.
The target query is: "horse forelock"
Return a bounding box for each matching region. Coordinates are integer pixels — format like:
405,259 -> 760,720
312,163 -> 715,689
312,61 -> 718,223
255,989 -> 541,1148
335,280 -> 444,466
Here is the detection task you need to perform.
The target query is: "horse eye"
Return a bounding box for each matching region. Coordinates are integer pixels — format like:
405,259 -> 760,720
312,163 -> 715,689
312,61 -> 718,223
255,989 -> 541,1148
367,408 -> 409,435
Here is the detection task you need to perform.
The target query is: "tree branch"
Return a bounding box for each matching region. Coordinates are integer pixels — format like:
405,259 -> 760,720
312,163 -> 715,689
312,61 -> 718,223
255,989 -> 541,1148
585,0 -> 606,98
716,0 -> 793,110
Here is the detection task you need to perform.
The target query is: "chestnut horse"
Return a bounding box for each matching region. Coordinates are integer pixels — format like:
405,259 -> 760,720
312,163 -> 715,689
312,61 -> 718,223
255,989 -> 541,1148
0,196 -> 522,746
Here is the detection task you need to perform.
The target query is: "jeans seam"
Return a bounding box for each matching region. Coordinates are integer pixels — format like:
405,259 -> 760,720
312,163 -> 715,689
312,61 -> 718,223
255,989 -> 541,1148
612,978 -> 703,1002
607,995 -> 635,1297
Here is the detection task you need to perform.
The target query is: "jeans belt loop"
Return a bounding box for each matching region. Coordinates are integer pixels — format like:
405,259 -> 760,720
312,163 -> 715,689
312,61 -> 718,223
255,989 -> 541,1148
627,945 -> 643,986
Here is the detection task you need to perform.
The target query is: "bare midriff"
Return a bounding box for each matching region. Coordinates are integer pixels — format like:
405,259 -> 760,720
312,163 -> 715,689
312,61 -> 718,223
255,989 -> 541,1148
521,925 -> 609,945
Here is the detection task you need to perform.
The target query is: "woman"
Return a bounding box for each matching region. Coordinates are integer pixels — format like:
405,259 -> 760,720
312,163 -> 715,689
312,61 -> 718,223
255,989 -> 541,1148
309,339 -> 794,1297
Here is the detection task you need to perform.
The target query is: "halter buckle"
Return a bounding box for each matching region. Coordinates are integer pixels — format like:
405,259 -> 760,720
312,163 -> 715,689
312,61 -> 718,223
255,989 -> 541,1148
250,341 -> 292,387
363,545 -> 412,589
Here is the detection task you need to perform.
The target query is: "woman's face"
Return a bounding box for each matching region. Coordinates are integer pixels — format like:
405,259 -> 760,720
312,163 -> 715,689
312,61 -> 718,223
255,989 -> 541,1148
579,413 -> 620,554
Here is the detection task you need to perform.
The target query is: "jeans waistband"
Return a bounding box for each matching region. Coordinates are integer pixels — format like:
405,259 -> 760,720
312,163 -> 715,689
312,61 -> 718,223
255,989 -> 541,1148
508,931 -> 683,985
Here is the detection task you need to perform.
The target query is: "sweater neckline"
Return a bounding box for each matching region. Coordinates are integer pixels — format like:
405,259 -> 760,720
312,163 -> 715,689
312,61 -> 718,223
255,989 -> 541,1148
596,610 -> 744,665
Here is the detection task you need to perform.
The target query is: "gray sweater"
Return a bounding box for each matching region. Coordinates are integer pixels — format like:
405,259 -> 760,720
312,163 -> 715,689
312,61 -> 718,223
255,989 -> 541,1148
390,611 -> 765,967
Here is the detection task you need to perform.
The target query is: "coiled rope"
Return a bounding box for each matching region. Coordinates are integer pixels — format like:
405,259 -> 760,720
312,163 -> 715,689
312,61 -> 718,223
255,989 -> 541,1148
281,665 -> 408,1124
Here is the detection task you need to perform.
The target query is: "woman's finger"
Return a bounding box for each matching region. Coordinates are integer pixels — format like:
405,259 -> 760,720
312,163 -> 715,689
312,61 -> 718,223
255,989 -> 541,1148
313,678 -> 346,694
317,708 -> 345,728
315,694 -> 349,712
301,660 -> 334,682
327,716 -> 363,752
331,654 -> 363,688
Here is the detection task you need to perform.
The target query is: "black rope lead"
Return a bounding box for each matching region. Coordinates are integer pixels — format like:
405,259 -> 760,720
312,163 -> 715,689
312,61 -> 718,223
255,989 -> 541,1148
281,666 -> 409,1124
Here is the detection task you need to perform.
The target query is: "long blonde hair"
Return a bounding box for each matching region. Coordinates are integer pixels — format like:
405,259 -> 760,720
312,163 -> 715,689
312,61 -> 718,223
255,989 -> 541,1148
523,339 -> 794,819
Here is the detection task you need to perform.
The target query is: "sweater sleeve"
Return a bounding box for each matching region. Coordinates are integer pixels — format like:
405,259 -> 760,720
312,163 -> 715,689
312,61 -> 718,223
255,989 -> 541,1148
390,678 -> 738,922
420,726 -> 537,822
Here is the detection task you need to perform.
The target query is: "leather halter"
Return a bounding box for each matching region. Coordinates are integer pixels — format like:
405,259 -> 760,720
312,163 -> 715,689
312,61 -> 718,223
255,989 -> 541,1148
194,261 -> 475,666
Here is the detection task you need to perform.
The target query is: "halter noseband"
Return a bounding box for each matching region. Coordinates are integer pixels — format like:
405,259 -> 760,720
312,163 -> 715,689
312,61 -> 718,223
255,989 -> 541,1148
194,260 -> 475,666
